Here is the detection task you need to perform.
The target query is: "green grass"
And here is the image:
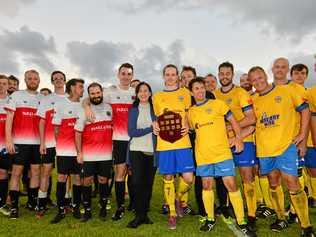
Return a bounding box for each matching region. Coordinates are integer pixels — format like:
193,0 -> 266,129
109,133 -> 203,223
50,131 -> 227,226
0,174 -> 315,237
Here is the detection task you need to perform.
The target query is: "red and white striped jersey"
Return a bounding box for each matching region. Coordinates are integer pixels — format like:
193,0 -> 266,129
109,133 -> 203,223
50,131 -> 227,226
52,97 -> 81,157
103,86 -> 134,141
5,90 -> 42,145
75,102 -> 112,161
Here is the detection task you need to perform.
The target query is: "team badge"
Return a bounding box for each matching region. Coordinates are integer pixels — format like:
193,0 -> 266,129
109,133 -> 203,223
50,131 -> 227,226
178,96 -> 184,102
132,96 -> 136,100
117,96 -> 120,100
205,108 -> 212,114
226,98 -> 233,105
69,111 -> 73,114
106,111 -> 111,116
274,96 -> 282,103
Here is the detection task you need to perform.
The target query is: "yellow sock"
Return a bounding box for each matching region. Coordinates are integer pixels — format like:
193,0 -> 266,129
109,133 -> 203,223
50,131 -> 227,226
164,179 -> 176,216
176,176 -> 191,201
229,190 -> 245,225
299,175 -> 305,192
243,181 -> 257,217
270,186 -> 285,220
255,175 -> 263,203
259,176 -> 273,209
290,190 -> 311,228
178,176 -> 189,206
202,189 -> 215,220
310,177 -> 316,200
303,169 -> 312,198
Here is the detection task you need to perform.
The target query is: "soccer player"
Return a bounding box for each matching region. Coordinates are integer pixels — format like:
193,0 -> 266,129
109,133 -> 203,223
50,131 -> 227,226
214,62 -> 257,228
188,78 -> 256,237
7,75 -> 19,95
0,75 -> 10,216
75,82 -> 112,222
130,79 -> 140,89
204,73 -> 218,92
84,63 -> 135,221
5,70 -> 42,218
249,66 -> 315,236
40,88 -> 52,96
240,73 -> 253,94
36,71 -> 66,217
50,78 -> 84,224
152,64 -> 194,230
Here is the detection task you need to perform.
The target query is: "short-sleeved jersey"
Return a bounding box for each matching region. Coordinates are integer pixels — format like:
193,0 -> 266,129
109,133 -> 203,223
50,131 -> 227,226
153,87 -> 192,151
214,86 -> 253,142
5,90 -> 42,145
188,99 -> 233,166
252,84 -> 308,157
0,96 -> 8,150
307,86 -> 316,147
37,93 -> 66,148
103,86 -> 134,141
74,102 -> 112,162
52,98 -> 81,157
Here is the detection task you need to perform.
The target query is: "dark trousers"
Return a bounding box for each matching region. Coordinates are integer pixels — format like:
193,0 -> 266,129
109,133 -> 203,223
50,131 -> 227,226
215,177 -> 229,208
129,151 -> 156,217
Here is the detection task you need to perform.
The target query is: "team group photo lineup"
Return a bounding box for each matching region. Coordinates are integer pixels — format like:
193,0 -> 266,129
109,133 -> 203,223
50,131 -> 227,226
1,1 -> 316,237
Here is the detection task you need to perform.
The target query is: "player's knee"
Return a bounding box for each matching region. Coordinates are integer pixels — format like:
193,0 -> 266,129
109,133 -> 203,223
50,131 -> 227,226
83,177 -> 93,186
0,169 -> 7,179
57,174 -> 67,182
98,176 -> 107,184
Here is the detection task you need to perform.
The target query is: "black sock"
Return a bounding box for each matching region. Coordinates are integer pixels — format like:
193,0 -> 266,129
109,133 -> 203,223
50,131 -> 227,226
99,183 -> 109,207
0,179 -> 8,207
82,186 -> 92,212
72,185 -> 82,209
127,175 -> 135,208
9,190 -> 19,209
115,181 -> 125,208
29,187 -> 39,207
38,197 -> 47,210
56,182 -> 66,210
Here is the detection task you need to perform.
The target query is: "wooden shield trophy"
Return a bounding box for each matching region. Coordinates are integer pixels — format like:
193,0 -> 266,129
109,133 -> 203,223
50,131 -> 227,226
157,111 -> 182,143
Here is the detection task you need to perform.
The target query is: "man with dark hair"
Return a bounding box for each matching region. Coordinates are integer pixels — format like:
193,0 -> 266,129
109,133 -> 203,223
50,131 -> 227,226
181,66 -> 197,88
0,75 -> 10,216
51,78 -> 84,224
5,70 -> 42,218
40,88 -> 52,96
36,71 -> 66,218
75,82 -> 113,222
214,62 -> 257,230
240,73 -> 253,93
8,75 -> 19,95
84,63 -> 135,221
130,79 -> 140,89
204,74 -> 217,92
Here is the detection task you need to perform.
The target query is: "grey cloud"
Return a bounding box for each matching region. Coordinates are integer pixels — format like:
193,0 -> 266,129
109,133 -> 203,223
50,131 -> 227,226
0,0 -> 36,17
66,39 -> 186,90
108,0 -> 316,43
0,26 -> 57,74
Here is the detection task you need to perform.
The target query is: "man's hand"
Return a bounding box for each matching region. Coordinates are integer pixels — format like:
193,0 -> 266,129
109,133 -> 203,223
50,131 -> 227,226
77,152 -> 83,164
297,142 -> 307,158
39,144 -> 47,155
293,133 -> 305,146
181,125 -> 189,136
85,106 -> 95,122
6,140 -> 15,154
229,137 -> 244,153
152,121 -> 160,135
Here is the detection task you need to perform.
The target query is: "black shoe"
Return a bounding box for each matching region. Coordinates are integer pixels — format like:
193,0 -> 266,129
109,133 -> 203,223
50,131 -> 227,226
248,216 -> 257,232
112,207 -> 125,221
127,216 -> 144,228
160,204 -> 169,215
270,219 -> 288,232
9,208 -> 19,219
215,205 -> 222,216
99,207 -> 107,221
127,203 -> 135,212
80,211 -> 92,222
308,197 -> 316,208
255,203 -> 266,216
301,226 -> 316,237
183,204 -> 196,215
200,219 -> 216,232
287,212 -> 298,224
50,212 -> 65,224
73,208 -> 81,219
25,202 -> 36,211
238,223 -> 257,237
143,215 -> 153,224
257,206 -> 276,218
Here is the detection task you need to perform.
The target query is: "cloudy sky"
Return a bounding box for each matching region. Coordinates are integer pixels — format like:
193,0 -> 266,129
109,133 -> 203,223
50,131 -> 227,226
0,0 -> 316,90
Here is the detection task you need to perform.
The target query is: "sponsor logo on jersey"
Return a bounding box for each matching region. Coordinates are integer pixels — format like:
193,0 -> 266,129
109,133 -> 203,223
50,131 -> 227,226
260,112 -> 280,126
195,121 -> 214,129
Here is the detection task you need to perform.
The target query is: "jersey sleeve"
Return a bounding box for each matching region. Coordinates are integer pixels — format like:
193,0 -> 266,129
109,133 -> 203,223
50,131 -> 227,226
37,97 -> 47,119
52,102 -> 62,126
187,108 -> 194,130
287,85 -> 309,112
102,87 -> 112,104
239,88 -> 253,112
218,100 -> 232,120
152,93 -> 160,116
74,108 -> 86,132
307,88 -> 316,114
4,92 -> 17,112
183,88 -> 192,112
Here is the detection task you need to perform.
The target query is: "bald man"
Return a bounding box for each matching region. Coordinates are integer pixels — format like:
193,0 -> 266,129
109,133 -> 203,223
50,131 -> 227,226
272,57 -> 290,85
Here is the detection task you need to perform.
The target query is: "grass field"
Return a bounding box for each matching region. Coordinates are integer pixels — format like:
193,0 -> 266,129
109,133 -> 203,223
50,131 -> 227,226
0,174 -> 315,237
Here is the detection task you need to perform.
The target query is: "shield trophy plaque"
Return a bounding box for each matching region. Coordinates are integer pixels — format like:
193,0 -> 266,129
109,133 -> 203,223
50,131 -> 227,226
157,111 -> 182,143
